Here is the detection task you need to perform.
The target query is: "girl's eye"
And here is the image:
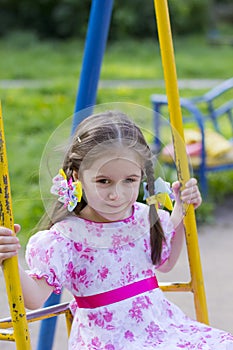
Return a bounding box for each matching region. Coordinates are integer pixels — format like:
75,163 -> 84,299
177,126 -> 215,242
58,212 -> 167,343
125,178 -> 136,183
97,179 -> 110,184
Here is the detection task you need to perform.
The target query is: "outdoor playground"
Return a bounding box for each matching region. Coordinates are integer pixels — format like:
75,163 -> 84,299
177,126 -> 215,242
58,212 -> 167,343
0,0 -> 233,349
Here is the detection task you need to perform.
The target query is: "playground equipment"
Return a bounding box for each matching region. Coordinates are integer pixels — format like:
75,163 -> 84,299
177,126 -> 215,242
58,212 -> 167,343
151,78 -> 233,196
0,0 -> 209,348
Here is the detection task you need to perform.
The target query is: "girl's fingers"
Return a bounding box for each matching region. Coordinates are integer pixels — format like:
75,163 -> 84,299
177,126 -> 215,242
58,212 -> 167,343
0,236 -> 20,246
172,178 -> 201,206
0,236 -> 21,250
0,227 -> 13,236
182,186 -> 200,197
0,229 -> 21,265
0,242 -> 21,265
0,251 -> 18,265
14,224 -> 21,234
181,190 -> 202,208
171,181 -> 181,201
172,180 -> 180,191
185,178 -> 197,187
182,187 -> 199,198
0,224 -> 21,237
180,178 -> 202,209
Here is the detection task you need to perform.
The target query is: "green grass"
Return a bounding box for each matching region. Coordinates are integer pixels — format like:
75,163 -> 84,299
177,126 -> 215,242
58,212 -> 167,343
0,32 -> 233,244
1,33 -> 232,82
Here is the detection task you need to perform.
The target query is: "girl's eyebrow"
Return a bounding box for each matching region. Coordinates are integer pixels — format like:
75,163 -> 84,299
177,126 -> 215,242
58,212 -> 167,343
125,174 -> 141,178
94,174 -> 141,179
93,175 -> 109,180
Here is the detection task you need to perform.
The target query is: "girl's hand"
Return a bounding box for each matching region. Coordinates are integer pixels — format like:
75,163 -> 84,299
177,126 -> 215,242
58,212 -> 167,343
172,178 -> 202,209
0,224 -> 21,266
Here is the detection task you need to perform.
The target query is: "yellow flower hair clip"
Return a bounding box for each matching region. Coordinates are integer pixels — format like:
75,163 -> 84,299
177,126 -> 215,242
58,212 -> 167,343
143,177 -> 174,211
51,169 -> 82,212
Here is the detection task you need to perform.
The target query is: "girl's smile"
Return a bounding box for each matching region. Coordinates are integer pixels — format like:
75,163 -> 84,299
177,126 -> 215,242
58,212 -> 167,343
77,150 -> 142,222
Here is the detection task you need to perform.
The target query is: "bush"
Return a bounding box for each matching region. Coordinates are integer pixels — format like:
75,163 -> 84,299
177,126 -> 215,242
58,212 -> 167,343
0,0 -> 92,38
0,0 -> 211,39
169,0 -> 209,35
110,0 -> 156,40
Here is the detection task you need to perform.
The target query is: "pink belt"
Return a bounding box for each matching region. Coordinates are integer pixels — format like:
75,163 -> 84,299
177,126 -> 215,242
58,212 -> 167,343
74,276 -> 159,309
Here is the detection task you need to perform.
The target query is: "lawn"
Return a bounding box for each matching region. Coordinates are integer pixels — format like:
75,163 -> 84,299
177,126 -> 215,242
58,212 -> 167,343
0,32 -> 233,243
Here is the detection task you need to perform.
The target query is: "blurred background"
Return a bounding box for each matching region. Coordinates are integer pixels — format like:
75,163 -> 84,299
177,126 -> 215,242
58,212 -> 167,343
0,0 -> 232,41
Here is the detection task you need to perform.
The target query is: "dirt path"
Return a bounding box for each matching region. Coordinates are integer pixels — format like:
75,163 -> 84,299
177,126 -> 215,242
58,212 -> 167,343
1,196 -> 232,349
0,78 -> 224,90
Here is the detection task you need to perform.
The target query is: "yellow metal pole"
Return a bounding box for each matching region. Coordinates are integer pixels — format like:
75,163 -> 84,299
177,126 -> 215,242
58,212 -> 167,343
153,0 -> 209,324
65,310 -> 73,337
0,103 -> 32,349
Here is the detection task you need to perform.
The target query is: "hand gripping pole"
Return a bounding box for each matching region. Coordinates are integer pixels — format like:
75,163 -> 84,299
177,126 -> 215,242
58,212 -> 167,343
153,0 -> 209,324
0,103 -> 31,348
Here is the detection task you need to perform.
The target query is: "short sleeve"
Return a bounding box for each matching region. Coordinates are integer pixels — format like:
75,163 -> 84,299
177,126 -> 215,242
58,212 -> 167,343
156,209 -> 176,268
25,227 -> 70,294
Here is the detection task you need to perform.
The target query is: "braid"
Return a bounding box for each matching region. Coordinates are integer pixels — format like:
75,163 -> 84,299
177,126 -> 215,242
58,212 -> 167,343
145,160 -> 166,265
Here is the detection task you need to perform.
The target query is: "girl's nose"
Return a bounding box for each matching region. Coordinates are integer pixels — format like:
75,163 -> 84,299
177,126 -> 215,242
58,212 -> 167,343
108,186 -> 120,200
108,192 -> 119,200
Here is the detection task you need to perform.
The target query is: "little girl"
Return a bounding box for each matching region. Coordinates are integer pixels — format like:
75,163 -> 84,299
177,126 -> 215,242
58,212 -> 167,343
0,111 -> 233,349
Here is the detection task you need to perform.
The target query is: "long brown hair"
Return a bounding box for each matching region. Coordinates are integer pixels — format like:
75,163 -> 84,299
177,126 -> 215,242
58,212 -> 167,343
44,110 -> 165,265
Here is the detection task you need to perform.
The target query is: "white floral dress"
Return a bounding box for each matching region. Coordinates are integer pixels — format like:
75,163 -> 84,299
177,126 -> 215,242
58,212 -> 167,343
26,202 -> 233,349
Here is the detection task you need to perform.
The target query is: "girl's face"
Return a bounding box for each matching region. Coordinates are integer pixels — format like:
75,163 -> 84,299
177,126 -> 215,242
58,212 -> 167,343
77,149 -> 142,222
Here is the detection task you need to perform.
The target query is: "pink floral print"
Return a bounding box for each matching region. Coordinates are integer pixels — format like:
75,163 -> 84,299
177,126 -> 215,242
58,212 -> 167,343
97,266 -> 109,281
88,308 -> 115,330
129,296 -> 153,323
25,203 -> 233,350
124,330 -> 135,342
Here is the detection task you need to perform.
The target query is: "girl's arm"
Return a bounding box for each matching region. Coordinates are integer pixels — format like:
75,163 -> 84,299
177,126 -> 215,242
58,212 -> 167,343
0,224 -> 53,309
157,178 -> 202,273
19,265 -> 54,309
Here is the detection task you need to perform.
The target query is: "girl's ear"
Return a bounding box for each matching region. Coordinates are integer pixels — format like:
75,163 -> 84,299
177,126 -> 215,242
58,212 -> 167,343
73,170 -> 79,181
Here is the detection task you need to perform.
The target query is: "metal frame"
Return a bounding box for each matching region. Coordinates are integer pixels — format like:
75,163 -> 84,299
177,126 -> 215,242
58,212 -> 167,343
153,0 -> 208,323
151,78 -> 233,196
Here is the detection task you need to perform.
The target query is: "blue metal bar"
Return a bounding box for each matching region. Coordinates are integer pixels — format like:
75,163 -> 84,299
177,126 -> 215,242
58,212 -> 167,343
36,293 -> 61,350
37,1 -> 114,349
72,0 -> 114,133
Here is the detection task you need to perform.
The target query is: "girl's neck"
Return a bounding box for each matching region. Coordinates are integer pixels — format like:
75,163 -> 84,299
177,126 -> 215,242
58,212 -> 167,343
78,205 -> 134,223
78,206 -> 110,223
